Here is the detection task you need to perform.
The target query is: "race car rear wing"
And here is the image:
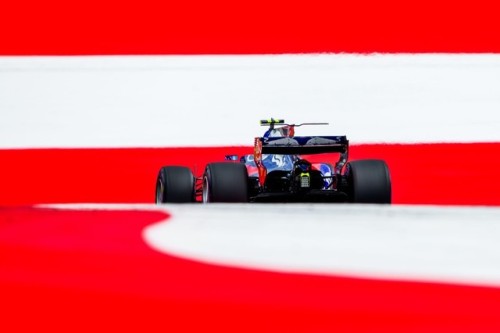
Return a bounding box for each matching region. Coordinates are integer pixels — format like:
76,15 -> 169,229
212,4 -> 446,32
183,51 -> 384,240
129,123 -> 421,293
253,135 -> 349,186
258,136 -> 348,155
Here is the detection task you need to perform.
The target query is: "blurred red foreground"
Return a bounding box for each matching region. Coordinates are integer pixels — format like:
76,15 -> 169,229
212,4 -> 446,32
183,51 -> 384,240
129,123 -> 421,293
2,207 -> 500,333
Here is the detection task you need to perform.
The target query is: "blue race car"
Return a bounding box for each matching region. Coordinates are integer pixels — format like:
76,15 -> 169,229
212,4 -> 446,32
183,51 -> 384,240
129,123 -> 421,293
156,119 -> 391,204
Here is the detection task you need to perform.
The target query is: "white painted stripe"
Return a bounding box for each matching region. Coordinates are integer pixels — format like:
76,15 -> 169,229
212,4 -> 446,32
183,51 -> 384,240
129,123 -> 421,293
43,203 -> 500,287
143,204 -> 500,287
1,55 -> 500,148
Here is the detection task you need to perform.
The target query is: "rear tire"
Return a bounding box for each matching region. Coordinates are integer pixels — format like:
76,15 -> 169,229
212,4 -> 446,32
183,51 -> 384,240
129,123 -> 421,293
346,160 -> 391,204
203,163 -> 248,203
156,166 -> 195,203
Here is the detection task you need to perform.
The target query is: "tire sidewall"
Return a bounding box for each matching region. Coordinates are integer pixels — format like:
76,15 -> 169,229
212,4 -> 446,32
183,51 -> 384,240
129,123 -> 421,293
346,160 -> 391,204
203,163 -> 248,203
156,166 -> 195,203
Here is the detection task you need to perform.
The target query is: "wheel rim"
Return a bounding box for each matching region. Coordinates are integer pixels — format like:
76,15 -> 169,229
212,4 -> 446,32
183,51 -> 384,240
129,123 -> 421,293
202,176 -> 210,203
156,179 -> 164,204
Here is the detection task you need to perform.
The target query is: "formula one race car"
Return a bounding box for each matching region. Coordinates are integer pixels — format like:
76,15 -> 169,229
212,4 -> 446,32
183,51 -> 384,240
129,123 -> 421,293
155,119 -> 391,204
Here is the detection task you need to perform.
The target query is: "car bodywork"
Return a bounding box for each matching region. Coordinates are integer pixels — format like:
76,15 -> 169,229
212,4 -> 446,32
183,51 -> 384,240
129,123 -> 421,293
157,119 -> 391,204
218,119 -> 350,202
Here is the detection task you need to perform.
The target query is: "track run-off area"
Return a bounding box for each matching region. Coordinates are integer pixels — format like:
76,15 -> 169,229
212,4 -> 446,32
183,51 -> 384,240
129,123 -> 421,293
2,54 -> 500,331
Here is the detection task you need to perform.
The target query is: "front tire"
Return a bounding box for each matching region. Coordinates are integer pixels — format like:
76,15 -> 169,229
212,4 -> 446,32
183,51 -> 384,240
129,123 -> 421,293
203,163 -> 248,203
156,166 -> 195,203
346,159 -> 391,204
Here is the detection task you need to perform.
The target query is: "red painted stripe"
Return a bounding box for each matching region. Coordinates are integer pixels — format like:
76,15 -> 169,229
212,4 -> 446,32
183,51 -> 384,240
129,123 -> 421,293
1,207 -> 500,332
1,143 -> 499,206
1,0 -> 499,55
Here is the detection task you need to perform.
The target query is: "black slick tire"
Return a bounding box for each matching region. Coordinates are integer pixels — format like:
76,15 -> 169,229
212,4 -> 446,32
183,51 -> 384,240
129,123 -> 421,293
156,166 -> 195,203
203,163 -> 248,203
346,159 -> 391,204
